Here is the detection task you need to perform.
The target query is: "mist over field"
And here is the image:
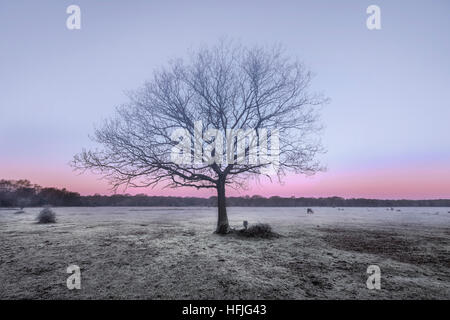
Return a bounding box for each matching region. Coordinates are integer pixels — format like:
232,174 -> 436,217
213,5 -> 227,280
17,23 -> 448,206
1,207 -> 449,299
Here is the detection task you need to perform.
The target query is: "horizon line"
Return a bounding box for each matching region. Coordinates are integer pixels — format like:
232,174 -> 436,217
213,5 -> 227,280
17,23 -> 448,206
1,178 -> 449,202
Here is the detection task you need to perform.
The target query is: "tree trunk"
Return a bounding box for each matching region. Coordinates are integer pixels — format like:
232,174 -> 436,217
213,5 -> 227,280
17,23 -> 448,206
215,178 -> 229,234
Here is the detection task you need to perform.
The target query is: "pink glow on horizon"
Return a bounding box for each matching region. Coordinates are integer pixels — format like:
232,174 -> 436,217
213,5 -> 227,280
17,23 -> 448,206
1,160 -> 449,200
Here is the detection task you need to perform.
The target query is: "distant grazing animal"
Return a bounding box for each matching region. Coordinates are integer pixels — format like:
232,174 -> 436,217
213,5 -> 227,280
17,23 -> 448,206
243,220 -> 248,230
307,208 -> 314,214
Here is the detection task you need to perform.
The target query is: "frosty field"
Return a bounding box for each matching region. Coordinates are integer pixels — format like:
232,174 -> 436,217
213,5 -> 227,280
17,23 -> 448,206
0,207 -> 449,299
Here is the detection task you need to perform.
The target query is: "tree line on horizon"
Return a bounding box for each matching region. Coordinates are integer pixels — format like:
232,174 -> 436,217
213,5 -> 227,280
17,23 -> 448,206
0,179 -> 449,208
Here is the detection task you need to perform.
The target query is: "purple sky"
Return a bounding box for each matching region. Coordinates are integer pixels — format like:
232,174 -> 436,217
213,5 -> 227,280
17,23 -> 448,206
1,0 -> 449,198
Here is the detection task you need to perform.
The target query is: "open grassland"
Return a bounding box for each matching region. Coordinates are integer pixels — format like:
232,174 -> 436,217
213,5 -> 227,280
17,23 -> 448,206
1,207 -> 449,299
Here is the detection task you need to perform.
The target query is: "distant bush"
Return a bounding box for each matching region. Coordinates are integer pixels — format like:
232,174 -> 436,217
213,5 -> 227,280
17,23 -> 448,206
37,207 -> 56,224
14,210 -> 25,214
238,223 -> 279,239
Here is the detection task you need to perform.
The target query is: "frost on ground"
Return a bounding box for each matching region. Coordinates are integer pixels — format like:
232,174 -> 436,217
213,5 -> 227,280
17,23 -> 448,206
0,207 -> 449,299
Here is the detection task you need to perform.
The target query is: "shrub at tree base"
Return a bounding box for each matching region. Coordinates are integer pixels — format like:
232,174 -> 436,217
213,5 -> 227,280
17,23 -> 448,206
237,223 -> 279,239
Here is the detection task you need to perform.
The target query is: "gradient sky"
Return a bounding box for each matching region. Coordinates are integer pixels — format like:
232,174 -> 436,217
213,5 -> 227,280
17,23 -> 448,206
1,0 -> 449,199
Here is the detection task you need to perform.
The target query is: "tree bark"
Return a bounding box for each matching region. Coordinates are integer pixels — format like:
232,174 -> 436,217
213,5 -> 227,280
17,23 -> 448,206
215,178 -> 229,234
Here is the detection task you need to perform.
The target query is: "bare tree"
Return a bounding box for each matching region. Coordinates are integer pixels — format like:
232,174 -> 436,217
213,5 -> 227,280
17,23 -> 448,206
72,41 -> 327,234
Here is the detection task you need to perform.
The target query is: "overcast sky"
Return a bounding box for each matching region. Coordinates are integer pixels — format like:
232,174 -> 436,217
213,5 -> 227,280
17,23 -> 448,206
1,0 -> 449,199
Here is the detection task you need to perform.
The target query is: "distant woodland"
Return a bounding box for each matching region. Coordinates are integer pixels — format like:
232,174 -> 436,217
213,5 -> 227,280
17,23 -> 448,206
1,179 -> 449,208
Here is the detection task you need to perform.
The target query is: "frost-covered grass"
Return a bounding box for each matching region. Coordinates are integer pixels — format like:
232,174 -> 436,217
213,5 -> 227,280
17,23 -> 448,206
0,207 -> 449,299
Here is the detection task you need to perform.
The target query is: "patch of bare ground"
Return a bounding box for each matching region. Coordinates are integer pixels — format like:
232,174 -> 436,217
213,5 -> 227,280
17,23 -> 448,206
320,227 -> 450,268
319,226 -> 450,299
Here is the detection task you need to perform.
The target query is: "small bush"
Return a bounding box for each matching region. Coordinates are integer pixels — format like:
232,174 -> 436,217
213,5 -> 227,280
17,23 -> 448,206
14,210 -> 25,214
37,207 -> 56,224
238,223 -> 279,238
